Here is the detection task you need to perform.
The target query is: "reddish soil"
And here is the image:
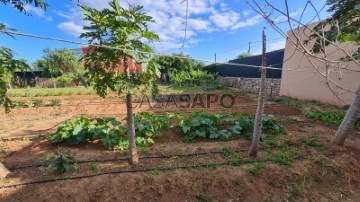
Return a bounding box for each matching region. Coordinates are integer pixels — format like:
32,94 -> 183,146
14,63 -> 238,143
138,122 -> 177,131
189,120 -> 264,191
0,91 -> 359,201
0,93 -> 300,138
0,119 -> 359,201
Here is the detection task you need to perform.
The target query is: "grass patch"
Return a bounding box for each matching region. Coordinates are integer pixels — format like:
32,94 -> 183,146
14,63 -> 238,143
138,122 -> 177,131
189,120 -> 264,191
270,149 -> 300,168
300,134 -> 328,151
150,169 -> 160,176
244,162 -> 265,177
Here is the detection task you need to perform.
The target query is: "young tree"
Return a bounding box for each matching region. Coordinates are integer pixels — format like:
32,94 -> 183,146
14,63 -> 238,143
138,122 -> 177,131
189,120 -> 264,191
248,30 -> 267,157
80,0 -> 160,165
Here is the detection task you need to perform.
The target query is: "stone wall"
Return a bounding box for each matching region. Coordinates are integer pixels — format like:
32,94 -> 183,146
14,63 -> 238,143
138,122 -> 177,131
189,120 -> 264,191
218,77 -> 281,96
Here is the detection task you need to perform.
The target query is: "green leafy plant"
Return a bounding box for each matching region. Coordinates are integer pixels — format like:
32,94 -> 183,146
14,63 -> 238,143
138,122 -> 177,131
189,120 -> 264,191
304,110 -> 360,129
45,150 -> 76,173
244,162 -> 265,177
49,117 -> 127,149
180,111 -> 238,141
134,112 -> 172,138
48,99 -> 62,106
30,98 -> 44,107
11,100 -> 28,108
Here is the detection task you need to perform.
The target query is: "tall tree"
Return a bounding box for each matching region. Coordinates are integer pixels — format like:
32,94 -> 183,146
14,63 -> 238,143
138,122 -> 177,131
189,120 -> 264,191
80,0 -> 160,165
33,48 -> 81,77
248,30 -> 267,157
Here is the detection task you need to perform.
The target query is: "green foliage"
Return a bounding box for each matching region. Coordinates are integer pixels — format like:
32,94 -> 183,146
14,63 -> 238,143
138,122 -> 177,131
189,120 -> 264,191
48,99 -> 62,106
261,115 -> 285,134
30,98 -> 44,107
228,155 -> 242,166
11,100 -> 28,108
304,110 -> 360,129
304,0 -> 360,58
134,112 -> 172,138
300,134 -> 328,151
1,47 -> 30,113
0,0 -> 48,14
80,0 -> 160,98
202,83 -> 223,91
33,48 -> 82,78
237,52 -> 252,59
153,53 -> 205,81
180,111 -> 238,141
244,162 -> 265,177
49,117 -> 126,148
55,75 -> 74,87
270,149 -> 300,167
173,69 -> 218,86
44,150 -> 76,173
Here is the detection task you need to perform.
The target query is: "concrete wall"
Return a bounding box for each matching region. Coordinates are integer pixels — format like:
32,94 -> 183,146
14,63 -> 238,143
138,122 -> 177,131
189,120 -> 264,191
280,25 -> 360,106
218,77 -> 281,96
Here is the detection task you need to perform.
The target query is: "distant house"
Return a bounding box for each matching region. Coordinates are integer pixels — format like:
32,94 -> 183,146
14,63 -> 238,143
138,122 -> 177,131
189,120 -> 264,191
81,46 -> 141,73
215,49 -> 284,79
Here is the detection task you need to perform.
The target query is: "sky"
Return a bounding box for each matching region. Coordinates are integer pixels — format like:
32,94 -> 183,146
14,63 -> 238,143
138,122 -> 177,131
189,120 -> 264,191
0,0 -> 330,65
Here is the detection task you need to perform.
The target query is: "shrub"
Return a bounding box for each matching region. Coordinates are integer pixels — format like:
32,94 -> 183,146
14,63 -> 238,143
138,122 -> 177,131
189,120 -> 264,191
55,75 -> 73,87
45,150 -> 76,173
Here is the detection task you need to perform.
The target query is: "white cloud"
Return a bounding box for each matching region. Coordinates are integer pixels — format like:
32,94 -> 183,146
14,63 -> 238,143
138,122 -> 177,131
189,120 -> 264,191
24,4 -> 54,22
24,5 -> 45,17
231,15 -> 262,30
269,40 -> 286,51
57,22 -> 84,37
56,0 -> 264,51
210,11 -> 240,28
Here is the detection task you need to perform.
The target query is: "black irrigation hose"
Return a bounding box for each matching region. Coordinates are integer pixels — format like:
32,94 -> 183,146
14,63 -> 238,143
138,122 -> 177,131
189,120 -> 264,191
7,146 -> 282,170
0,151 -> 342,189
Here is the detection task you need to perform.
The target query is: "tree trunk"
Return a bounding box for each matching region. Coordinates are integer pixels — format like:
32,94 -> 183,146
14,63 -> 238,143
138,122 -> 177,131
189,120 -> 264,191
0,162 -> 10,178
126,93 -> 139,165
332,85 -> 360,145
248,30 -> 267,157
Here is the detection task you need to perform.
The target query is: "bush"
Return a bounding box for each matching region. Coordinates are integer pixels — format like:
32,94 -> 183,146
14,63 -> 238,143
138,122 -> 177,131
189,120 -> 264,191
55,75 -> 73,87
45,150 -> 76,173
172,69 -> 218,86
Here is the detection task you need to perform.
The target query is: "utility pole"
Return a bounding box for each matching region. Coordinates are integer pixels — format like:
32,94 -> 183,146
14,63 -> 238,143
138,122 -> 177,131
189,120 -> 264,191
248,29 -> 267,157
248,41 -> 252,54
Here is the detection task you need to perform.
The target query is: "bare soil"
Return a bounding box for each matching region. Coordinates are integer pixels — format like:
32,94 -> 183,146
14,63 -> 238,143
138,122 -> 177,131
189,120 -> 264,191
0,91 -> 359,201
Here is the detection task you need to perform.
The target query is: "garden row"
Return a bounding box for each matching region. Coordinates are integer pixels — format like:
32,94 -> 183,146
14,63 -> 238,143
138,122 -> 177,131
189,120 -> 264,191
49,111 -> 285,151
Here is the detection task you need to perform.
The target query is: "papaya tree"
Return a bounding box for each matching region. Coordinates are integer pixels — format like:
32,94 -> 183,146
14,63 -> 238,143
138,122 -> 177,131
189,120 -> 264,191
80,0 -> 160,165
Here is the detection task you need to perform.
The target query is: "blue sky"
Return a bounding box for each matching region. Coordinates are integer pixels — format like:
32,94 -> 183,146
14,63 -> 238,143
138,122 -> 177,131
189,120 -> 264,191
0,0 -> 329,65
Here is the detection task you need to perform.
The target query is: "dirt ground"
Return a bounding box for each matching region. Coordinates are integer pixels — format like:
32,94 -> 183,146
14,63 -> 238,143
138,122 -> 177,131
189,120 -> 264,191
0,91 -> 300,138
0,90 -> 359,201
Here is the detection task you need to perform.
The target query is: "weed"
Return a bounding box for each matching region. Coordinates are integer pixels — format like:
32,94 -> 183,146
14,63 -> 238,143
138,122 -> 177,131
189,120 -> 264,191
11,100 -> 28,108
228,155 -> 242,166
288,186 -> 301,202
207,162 -> 218,169
222,146 -> 236,158
90,163 -> 98,171
239,91 -> 247,96
45,150 -> 76,173
195,193 -> 210,202
304,110 -> 360,129
0,147 -> 6,154
300,134 -> 328,151
30,99 -> 44,107
48,99 -> 62,106
270,149 -> 300,167
245,163 -> 265,177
